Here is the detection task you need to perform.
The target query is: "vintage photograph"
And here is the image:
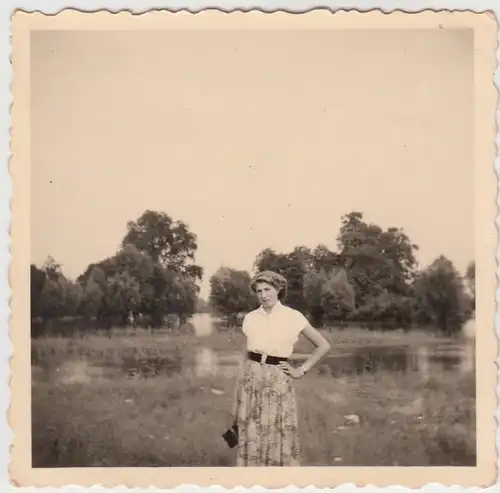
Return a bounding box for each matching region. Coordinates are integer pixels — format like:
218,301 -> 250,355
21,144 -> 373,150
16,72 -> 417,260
9,9 -> 497,490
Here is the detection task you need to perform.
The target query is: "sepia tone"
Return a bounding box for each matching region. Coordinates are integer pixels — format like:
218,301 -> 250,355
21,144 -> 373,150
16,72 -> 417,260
9,8 -> 498,489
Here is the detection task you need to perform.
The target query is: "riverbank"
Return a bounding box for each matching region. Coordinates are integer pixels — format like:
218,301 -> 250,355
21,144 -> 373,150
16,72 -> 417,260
31,327 -> 475,467
31,325 -> 457,367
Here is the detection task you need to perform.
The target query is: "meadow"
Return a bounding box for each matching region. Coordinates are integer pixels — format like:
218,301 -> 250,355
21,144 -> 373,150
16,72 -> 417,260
31,326 -> 476,467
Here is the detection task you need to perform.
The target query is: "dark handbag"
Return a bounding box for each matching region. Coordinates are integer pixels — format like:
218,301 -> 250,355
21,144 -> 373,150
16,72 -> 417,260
222,422 -> 239,448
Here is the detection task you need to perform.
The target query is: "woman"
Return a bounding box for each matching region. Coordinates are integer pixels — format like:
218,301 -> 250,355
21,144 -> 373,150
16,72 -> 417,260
231,270 -> 331,467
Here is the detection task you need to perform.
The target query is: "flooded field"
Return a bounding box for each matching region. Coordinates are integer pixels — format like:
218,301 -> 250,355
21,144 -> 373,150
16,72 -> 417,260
31,314 -> 476,467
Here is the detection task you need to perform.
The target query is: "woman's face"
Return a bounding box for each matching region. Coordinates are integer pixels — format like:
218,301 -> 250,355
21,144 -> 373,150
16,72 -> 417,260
255,281 -> 280,308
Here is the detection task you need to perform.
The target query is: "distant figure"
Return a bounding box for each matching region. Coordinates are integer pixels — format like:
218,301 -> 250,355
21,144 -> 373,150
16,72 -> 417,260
228,270 -> 331,467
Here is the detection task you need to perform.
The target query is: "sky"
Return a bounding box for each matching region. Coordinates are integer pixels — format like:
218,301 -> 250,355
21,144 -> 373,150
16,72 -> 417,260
30,28 -> 474,299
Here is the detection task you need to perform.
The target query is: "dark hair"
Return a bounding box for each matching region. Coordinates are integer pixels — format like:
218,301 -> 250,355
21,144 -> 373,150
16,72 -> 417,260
251,271 -> 288,302
253,279 -> 288,302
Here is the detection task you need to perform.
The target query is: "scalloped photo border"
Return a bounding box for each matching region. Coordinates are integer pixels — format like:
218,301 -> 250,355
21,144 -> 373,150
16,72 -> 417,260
5,6 -> 499,492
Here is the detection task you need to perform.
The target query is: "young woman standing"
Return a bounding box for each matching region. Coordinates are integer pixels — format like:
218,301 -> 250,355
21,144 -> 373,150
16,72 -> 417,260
232,270 -> 331,467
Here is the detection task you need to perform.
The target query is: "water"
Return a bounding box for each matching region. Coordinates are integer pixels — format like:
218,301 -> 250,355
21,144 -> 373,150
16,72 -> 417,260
33,312 -> 476,384
190,313 -> 215,337
309,343 -> 474,378
186,314 -> 476,379
40,340 -> 474,387
185,342 -> 474,380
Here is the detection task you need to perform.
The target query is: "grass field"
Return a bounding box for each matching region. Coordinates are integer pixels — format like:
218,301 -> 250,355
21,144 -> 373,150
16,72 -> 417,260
31,327 -> 476,467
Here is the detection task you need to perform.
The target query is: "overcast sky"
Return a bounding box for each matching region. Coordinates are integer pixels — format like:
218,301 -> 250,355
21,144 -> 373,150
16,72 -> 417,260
30,28 -> 474,298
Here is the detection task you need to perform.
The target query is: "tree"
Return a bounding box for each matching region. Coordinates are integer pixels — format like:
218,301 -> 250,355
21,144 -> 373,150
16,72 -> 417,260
303,268 -> 324,327
77,246 -> 157,323
79,266 -> 106,319
79,246 -> 155,290
141,264 -> 171,326
465,261 -> 475,307
291,246 -> 315,273
169,272 -> 199,325
311,245 -> 343,274
354,290 -> 413,328
38,277 -> 66,320
413,256 -> 468,335
102,270 -> 141,320
30,264 -> 46,319
65,281 -> 83,317
337,211 -> 419,311
121,210 -> 203,280
78,245 -> 200,327
42,256 -> 63,281
36,257 -> 82,320
118,261 -> 199,328
209,267 -> 255,325
303,267 -> 356,326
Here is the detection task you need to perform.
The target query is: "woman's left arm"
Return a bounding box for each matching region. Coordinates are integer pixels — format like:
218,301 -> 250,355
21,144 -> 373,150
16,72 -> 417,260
279,324 -> 331,379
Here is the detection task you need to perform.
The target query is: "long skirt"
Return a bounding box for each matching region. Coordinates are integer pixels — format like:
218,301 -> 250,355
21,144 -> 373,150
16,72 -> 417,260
235,359 -> 300,467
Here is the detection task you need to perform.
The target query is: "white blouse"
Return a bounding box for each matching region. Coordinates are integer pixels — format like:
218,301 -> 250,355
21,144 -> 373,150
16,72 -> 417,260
242,301 -> 310,358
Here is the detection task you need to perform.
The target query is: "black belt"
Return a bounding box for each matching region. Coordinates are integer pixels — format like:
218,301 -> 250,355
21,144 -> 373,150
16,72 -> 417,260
247,351 -> 288,365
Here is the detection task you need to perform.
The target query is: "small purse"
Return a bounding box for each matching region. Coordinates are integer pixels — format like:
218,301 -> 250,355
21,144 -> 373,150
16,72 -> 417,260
222,422 -> 239,448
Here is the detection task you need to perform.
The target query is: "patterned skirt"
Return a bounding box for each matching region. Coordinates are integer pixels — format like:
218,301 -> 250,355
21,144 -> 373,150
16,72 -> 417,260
235,359 -> 300,467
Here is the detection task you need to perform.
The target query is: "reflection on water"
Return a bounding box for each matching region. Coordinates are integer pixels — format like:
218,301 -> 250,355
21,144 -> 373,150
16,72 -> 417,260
461,342 -> 475,373
42,341 -> 475,385
183,315 -> 475,380
417,346 -> 430,381
194,347 -> 219,378
192,341 -> 476,381
311,343 -> 475,378
118,353 -> 182,378
36,327 -> 475,385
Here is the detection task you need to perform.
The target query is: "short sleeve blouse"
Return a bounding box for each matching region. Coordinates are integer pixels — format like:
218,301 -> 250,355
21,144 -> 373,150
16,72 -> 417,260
242,301 -> 310,358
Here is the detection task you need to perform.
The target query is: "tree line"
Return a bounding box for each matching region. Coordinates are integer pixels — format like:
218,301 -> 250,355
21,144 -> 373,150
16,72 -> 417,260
31,210 -> 203,334
31,209 -> 475,336
209,212 -> 475,335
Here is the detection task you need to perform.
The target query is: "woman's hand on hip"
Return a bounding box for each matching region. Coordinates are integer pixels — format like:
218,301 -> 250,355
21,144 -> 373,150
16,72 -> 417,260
277,361 -> 304,379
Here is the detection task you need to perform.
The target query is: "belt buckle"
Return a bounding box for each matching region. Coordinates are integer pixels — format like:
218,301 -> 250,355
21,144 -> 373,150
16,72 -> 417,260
260,352 -> 267,365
